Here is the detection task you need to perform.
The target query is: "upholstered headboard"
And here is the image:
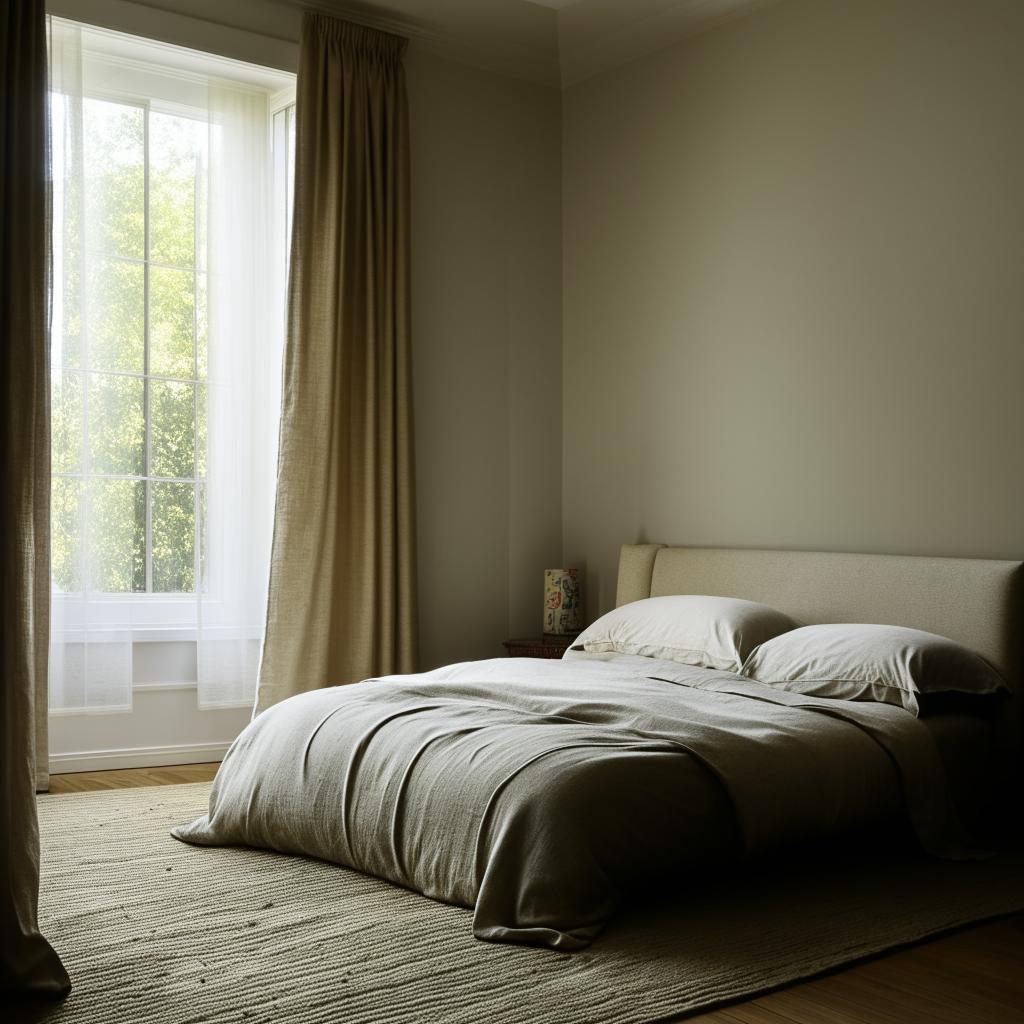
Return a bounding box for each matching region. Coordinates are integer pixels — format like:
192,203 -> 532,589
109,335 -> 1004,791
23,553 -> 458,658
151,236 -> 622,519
616,544 -> 1023,689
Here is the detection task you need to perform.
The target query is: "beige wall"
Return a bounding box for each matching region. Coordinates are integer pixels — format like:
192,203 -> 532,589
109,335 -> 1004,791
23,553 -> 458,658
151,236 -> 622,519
563,0 -> 1024,619
408,50 -> 563,667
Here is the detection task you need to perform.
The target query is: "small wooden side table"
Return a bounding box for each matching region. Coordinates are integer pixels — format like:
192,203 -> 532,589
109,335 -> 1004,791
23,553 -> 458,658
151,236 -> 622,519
502,634 -> 579,659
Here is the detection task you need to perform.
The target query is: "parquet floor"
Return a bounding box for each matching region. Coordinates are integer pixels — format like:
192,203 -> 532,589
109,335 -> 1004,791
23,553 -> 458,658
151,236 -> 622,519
48,762 -> 220,793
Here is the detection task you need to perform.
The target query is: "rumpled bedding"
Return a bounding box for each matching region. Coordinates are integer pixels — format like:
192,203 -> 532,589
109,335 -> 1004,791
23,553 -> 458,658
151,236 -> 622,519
172,652 -> 972,949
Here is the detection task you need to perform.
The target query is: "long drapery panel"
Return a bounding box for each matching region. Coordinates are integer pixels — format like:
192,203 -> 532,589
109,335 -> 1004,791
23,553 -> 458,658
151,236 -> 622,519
0,0 -> 70,997
257,14 -> 417,713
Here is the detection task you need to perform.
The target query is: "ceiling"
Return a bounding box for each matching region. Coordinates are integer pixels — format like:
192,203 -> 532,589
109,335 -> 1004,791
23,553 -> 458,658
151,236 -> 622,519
549,0 -> 775,86
84,0 -> 774,88
319,0 -> 775,88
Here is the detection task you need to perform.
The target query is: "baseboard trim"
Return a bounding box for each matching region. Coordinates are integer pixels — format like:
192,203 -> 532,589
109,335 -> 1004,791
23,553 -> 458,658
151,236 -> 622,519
50,741 -> 230,775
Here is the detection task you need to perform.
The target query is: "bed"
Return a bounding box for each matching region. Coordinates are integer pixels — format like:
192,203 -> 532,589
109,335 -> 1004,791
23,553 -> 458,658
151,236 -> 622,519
173,545 -> 1022,950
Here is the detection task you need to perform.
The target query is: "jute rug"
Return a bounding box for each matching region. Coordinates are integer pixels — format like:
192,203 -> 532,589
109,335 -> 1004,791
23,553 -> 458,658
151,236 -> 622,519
21,783 -> 1024,1024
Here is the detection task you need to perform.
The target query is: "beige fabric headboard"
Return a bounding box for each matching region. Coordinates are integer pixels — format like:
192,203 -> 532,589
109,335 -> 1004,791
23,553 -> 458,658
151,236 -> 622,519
616,544 -> 1023,688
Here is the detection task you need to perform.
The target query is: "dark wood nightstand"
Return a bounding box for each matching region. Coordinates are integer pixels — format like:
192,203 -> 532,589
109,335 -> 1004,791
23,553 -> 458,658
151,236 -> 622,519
502,634 -> 579,659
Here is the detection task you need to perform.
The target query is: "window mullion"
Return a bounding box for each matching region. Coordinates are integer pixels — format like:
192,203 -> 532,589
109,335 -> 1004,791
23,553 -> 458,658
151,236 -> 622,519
143,101 -> 153,596
61,365 -> 201,386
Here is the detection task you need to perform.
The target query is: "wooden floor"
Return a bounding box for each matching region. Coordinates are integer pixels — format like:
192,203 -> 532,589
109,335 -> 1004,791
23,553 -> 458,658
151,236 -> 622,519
46,765 -> 1024,1024
48,762 -> 220,793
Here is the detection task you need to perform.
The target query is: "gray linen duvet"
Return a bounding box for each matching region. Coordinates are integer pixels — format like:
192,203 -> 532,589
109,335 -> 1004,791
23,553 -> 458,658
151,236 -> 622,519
172,652 -> 972,950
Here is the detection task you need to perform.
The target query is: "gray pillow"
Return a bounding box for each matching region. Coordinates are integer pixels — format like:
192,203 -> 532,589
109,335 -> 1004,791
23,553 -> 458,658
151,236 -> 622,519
571,595 -> 799,673
741,623 -> 1008,716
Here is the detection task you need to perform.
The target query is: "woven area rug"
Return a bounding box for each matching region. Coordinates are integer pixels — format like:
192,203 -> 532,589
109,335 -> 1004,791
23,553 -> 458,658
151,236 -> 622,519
20,783 -> 1024,1024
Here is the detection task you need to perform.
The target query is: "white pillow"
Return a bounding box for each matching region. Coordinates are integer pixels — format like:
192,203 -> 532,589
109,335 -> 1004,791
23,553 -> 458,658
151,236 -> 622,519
740,623 -> 1008,716
571,595 -> 799,673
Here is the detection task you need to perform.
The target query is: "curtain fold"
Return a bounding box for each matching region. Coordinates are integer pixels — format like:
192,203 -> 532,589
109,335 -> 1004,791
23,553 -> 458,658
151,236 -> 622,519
0,0 -> 70,997
48,19 -> 134,714
198,82 -> 278,708
256,13 -> 417,713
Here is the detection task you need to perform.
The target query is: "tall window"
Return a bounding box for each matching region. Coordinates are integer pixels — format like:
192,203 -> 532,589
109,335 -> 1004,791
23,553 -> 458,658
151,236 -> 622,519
52,99 -> 209,597
49,19 -> 295,711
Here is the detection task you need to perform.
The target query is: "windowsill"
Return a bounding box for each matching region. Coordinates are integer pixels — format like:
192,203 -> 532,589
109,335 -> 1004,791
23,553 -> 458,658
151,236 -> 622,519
50,627 -> 264,643
124,627 -> 201,643
51,591 -> 265,644
49,680 -> 255,715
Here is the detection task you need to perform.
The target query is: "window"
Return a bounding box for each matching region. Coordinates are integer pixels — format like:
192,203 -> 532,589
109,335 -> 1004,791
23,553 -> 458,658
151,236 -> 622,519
48,19 -> 295,711
51,98 -> 209,597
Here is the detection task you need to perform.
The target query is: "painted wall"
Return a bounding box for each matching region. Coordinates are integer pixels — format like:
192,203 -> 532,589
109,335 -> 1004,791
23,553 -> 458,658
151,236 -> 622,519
562,0 -> 1024,618
409,50 -> 563,668
46,0 -> 563,769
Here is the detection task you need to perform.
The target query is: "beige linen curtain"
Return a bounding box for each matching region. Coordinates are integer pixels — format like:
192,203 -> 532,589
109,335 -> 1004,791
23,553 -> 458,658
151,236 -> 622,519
256,14 -> 417,713
0,0 -> 70,998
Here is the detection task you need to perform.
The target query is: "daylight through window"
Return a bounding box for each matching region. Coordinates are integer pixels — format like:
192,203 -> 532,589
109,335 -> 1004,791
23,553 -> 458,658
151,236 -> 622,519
48,18 -> 294,711
51,97 -> 210,595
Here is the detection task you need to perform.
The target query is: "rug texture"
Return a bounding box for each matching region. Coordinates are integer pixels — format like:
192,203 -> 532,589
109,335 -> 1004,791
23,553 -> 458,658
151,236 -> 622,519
21,783 -> 1024,1024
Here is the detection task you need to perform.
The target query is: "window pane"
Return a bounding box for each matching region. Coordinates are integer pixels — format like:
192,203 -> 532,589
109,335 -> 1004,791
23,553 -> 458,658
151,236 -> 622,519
88,256 -> 144,373
150,266 -> 195,378
88,373 -> 145,476
150,111 -> 205,268
151,380 -> 195,479
152,482 -> 195,593
84,98 -> 144,260
196,272 -> 208,379
57,247 -> 83,370
196,383 -> 207,478
89,478 -> 146,593
51,91 -> 82,368
52,372 -> 83,475
198,482 -> 207,591
52,477 -> 83,594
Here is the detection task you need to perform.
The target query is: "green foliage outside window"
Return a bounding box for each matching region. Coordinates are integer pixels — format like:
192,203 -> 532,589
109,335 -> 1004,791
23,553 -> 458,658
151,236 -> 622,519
52,98 -> 207,596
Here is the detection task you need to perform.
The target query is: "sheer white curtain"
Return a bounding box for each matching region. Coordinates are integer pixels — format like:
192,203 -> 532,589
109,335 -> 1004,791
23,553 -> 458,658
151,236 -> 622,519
198,83 -> 278,708
48,18 -> 281,713
49,20 -> 133,712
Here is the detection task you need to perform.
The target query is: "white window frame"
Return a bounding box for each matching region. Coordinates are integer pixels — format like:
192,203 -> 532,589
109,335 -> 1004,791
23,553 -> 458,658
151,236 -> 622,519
52,78 -> 209,638
50,38 -> 295,645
